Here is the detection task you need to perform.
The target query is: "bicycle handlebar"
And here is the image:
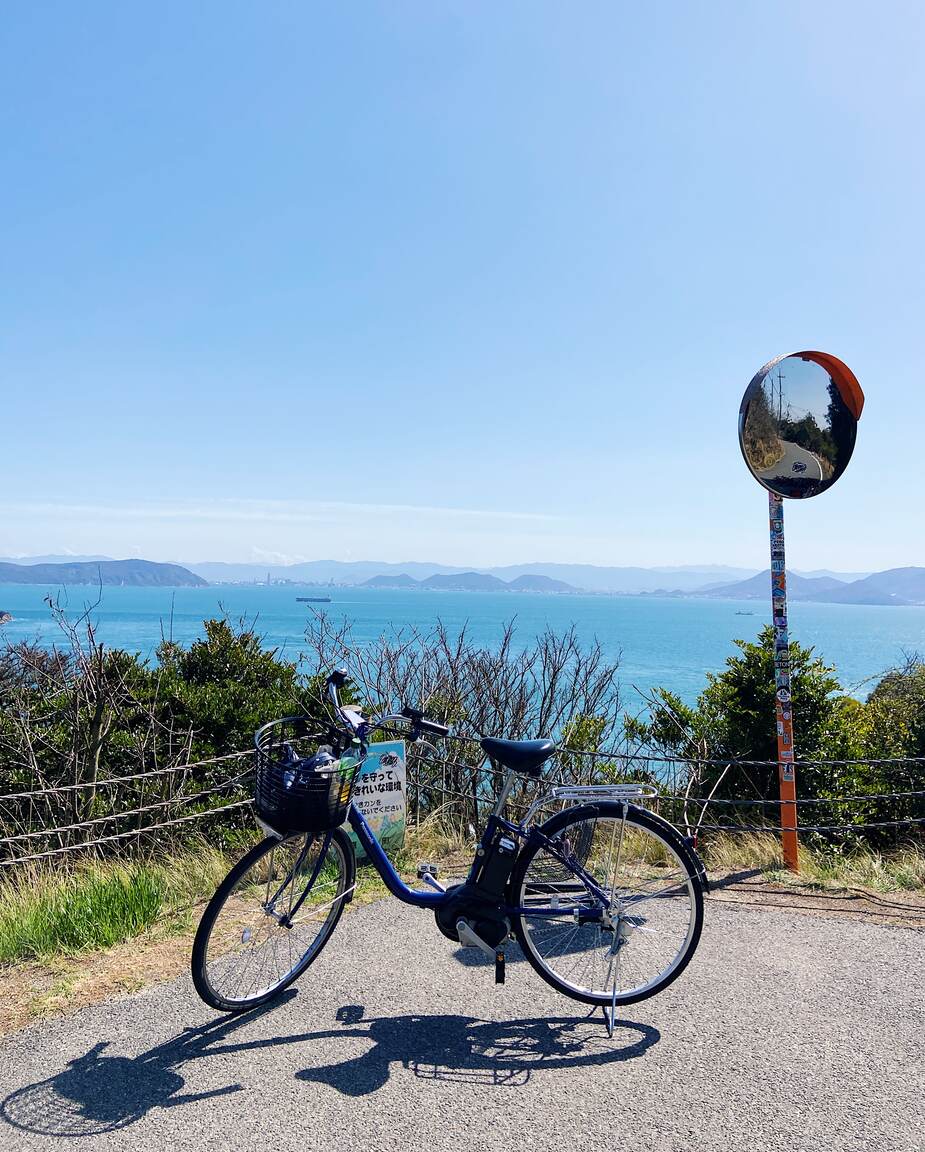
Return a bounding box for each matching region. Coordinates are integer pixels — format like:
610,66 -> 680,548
324,670 -> 450,740
326,669 -> 348,712
400,706 -> 450,738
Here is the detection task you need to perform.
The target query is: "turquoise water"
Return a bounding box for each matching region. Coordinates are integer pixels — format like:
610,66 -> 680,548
2,583 -> 924,705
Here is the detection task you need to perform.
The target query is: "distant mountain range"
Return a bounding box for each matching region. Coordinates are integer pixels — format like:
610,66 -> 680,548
698,567 -> 925,606
182,559 -> 880,595
363,571 -> 579,593
0,554 -> 113,565
7,554 -> 919,602
182,559 -> 771,593
0,559 -> 206,588
173,559 -> 774,594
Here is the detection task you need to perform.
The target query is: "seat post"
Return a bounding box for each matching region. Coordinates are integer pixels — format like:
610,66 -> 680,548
491,768 -> 517,818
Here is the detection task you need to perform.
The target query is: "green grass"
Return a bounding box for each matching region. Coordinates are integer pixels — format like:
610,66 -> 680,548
0,817 -> 466,968
0,843 -> 232,966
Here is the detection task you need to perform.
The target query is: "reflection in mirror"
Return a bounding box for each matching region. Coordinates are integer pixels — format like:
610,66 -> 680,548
738,354 -> 859,499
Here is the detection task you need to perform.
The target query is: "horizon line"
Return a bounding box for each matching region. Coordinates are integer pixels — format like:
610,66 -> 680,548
0,553 -> 886,576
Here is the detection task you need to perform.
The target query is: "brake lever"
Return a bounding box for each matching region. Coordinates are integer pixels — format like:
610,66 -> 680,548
412,737 -> 441,758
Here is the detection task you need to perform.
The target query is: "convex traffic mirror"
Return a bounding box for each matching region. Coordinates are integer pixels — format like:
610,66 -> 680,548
738,351 -> 864,499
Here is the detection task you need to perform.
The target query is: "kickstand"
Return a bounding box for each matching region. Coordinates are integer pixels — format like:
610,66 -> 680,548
602,978 -> 618,1037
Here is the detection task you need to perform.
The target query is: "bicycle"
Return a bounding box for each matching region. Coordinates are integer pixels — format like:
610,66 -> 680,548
192,671 -> 707,1033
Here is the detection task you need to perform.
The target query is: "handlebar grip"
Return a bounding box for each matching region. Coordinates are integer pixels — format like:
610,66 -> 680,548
401,706 -> 450,738
421,718 -> 451,737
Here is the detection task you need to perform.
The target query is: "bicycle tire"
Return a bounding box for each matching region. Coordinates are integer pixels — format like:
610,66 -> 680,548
192,828 -> 355,1012
510,802 -> 704,1006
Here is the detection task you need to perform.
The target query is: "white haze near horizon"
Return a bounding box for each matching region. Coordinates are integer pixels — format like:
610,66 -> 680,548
0,547 -> 874,587
0,495 -> 900,575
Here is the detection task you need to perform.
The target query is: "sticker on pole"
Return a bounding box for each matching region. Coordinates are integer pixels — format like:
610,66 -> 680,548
346,740 -> 407,859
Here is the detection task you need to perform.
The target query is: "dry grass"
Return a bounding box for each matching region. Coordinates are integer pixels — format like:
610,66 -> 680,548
0,820 -> 465,975
0,818 -> 472,1037
0,923 -> 209,1037
397,810 -> 473,875
405,816 -> 925,895
768,843 -> 925,893
700,831 -> 785,873
701,831 -> 925,892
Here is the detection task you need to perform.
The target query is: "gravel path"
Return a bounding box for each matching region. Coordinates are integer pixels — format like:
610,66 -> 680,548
0,898 -> 922,1151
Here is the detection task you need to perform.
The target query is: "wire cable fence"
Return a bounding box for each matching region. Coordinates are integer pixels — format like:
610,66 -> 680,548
0,749 -> 256,868
401,736 -> 925,846
1,737 -> 924,869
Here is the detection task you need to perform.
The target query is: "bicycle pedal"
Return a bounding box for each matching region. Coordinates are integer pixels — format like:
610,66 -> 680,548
495,950 -> 505,985
416,863 -> 439,879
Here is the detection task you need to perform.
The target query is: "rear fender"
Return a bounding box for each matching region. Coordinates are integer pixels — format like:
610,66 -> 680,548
683,835 -> 710,892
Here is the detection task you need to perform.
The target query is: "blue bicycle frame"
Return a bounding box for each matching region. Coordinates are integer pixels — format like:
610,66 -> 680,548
345,775 -> 614,920
314,674 -> 615,924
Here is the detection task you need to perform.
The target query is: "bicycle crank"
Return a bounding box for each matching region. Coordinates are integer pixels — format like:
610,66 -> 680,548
456,919 -> 508,985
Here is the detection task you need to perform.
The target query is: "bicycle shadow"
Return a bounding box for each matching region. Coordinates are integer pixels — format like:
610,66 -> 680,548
0,992 -> 296,1138
297,1007 -> 660,1094
1,998 -> 659,1135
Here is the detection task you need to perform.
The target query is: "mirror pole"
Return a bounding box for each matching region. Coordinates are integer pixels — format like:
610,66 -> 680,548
769,492 -> 800,871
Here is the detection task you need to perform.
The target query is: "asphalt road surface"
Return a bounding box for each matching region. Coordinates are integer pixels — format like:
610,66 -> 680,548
759,439 -> 824,483
0,898 -> 922,1152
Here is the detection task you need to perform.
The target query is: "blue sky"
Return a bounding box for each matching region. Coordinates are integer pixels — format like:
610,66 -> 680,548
3,2 -> 923,570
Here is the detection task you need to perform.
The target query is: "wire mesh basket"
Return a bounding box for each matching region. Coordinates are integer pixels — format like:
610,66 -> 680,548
254,717 -> 362,835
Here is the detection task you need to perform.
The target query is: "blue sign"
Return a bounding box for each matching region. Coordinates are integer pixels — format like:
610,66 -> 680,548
347,740 -> 407,858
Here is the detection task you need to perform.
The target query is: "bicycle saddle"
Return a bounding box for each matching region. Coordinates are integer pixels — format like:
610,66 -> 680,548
480,737 -> 556,777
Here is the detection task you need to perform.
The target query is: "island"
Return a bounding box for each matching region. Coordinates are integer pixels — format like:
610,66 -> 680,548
0,559 -> 207,588
695,567 -> 925,607
361,571 -> 580,593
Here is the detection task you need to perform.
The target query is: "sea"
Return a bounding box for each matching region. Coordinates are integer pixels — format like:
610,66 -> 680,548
2,583 -> 924,706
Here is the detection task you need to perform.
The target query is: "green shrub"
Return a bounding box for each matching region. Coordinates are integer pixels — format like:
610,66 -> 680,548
624,628 -> 925,849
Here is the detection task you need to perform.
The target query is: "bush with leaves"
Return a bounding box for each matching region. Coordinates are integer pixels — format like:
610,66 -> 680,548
624,627 -> 924,846
0,609 -> 328,858
152,619 -> 323,762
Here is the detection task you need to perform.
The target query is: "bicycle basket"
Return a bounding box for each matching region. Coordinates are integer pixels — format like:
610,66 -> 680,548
254,717 -> 362,835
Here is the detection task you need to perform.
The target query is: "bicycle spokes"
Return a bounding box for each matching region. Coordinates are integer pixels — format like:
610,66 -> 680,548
514,810 -> 702,1005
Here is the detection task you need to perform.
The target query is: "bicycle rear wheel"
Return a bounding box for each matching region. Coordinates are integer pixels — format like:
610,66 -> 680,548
192,828 -> 355,1012
511,802 -> 704,1006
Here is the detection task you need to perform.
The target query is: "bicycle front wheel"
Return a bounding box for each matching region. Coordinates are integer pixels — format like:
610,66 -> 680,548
192,828 -> 355,1012
511,802 -> 704,1006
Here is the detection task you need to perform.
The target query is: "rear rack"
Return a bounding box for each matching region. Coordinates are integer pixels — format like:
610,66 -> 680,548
523,783 -> 658,828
